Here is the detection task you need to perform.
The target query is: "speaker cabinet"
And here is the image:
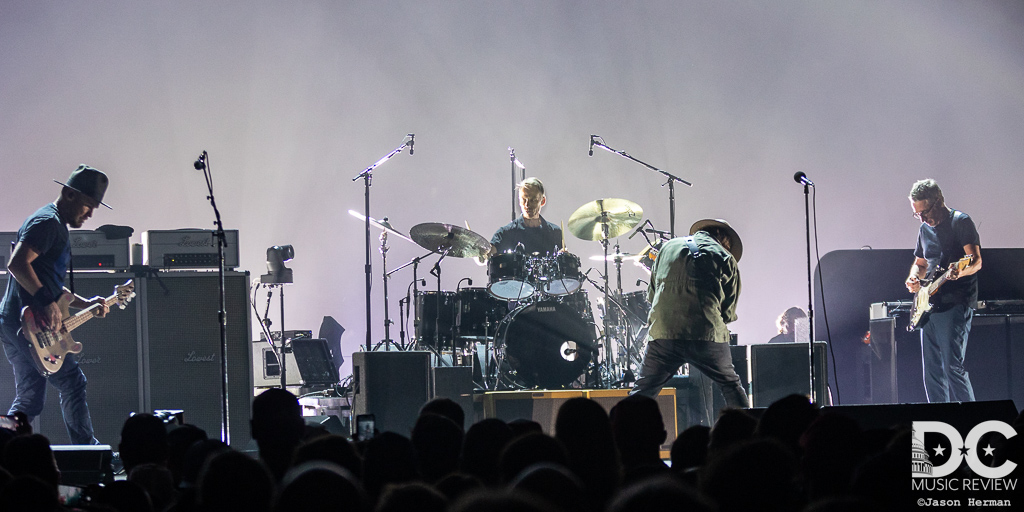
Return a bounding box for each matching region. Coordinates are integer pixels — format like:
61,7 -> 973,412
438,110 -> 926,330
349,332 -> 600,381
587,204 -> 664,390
140,272 -> 252,447
0,273 -> 143,445
431,366 -> 475,428
481,390 -> 584,434
352,351 -> 430,436
52,444 -> 115,486
750,342 -> 828,407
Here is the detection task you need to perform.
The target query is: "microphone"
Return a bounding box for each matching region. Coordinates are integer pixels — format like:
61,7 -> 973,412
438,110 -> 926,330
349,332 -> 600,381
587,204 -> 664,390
628,219 -> 650,240
467,278 -> 473,286
793,171 -> 814,187
193,152 -> 206,170
408,134 -> 415,155
589,135 -> 596,156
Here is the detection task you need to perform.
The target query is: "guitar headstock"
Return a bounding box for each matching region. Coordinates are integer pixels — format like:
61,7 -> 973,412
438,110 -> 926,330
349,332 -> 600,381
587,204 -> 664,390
114,280 -> 136,310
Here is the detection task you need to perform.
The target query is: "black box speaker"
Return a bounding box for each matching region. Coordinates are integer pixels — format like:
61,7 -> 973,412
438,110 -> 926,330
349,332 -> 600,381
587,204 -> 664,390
52,444 -> 115,486
304,415 -> 347,436
0,273 -> 143,445
352,351 -> 431,436
431,366 -> 475,428
750,342 -> 828,407
140,272 -> 252,448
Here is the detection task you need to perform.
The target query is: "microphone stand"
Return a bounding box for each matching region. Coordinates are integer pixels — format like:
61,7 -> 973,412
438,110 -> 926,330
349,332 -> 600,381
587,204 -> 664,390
802,181 -> 816,403
590,136 -> 693,237
195,150 -> 231,444
509,148 -> 526,222
351,135 -> 414,351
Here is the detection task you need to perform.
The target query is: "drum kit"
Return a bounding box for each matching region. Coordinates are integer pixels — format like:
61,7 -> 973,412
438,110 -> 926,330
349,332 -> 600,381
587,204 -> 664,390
361,197 -> 671,390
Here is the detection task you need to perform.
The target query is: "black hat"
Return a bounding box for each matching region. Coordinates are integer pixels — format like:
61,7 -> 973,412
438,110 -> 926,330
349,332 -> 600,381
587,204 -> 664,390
54,165 -> 111,209
689,218 -> 743,262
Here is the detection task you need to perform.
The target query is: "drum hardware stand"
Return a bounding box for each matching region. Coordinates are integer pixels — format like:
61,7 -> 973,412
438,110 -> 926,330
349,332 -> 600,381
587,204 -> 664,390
429,246 -> 457,366
453,278 -> 475,366
374,222 -> 398,351
351,134 -> 415,352
509,147 -> 526,221
588,135 -> 692,237
388,250 -> 433,349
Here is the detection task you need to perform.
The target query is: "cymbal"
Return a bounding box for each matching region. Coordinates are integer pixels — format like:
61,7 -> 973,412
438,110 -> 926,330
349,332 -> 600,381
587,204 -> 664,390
567,198 -> 644,241
348,210 -> 414,244
410,223 -> 491,258
588,252 -> 640,261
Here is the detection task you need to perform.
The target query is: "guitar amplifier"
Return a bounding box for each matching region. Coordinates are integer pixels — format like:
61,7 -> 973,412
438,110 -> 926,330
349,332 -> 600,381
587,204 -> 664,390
70,230 -> 131,271
0,231 -> 16,270
143,229 -> 240,270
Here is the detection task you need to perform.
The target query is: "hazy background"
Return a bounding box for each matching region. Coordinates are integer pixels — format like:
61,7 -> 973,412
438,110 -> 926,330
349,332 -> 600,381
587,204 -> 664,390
2,0 -> 1022,381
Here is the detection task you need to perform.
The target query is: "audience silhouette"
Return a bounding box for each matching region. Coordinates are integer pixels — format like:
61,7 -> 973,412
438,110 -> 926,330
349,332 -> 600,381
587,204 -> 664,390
0,382 -> 1016,512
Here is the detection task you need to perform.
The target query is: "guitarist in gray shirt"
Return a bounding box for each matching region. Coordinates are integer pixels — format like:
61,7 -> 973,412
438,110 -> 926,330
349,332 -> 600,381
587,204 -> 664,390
0,165 -> 111,444
905,179 -> 982,403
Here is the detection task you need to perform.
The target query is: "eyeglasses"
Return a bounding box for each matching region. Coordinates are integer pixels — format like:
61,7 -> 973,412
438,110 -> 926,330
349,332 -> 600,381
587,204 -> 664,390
913,201 -> 937,221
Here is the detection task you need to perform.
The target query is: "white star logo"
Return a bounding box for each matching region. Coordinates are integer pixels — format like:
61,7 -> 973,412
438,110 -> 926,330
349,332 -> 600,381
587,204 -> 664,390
983,445 -> 995,457
933,445 -> 946,457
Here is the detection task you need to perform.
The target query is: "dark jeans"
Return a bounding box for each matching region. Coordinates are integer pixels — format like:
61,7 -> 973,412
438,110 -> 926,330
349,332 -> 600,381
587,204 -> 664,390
920,304 -> 975,403
0,318 -> 98,444
631,338 -> 749,409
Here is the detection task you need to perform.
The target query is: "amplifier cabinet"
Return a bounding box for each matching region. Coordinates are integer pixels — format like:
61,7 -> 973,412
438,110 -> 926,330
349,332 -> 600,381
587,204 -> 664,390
0,273 -> 144,445
750,342 -> 828,407
139,272 -> 253,448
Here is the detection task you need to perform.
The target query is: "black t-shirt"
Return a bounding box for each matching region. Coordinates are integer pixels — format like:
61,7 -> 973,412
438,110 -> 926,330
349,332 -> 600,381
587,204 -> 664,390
1,203 -> 70,323
914,208 -> 980,309
490,216 -> 563,255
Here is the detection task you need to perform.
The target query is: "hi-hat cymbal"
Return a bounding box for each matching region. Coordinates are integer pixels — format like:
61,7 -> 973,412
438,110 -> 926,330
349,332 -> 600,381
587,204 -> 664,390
588,252 -> 640,261
410,223 -> 491,258
567,198 -> 644,241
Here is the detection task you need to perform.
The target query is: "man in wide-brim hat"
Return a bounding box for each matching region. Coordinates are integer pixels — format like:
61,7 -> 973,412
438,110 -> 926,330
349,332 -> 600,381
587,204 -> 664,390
0,164 -> 113,444
630,218 -> 749,420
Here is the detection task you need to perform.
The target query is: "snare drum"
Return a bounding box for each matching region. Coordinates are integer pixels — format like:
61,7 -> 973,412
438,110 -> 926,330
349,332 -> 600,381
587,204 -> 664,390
488,252 -> 535,300
541,252 -> 583,296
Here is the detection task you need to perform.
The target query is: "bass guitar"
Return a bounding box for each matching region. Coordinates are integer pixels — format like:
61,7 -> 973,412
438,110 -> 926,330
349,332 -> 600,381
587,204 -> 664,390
19,280 -> 135,376
908,256 -> 972,330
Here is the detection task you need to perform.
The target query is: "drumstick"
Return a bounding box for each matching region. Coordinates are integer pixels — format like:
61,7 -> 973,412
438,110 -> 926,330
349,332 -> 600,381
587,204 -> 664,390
560,220 -> 566,252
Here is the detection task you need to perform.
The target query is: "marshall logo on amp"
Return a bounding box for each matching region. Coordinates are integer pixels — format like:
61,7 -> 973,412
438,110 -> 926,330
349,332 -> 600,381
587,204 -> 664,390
143,229 -> 240,270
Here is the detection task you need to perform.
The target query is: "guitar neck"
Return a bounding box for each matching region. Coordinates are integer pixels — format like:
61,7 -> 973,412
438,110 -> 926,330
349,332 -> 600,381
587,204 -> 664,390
62,292 -> 117,333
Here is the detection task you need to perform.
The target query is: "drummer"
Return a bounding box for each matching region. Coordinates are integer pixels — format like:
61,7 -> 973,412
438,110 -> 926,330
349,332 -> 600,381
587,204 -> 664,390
486,177 -> 563,258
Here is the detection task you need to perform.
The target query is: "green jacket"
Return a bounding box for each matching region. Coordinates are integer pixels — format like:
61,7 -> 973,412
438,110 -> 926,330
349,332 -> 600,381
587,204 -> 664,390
646,232 -> 741,343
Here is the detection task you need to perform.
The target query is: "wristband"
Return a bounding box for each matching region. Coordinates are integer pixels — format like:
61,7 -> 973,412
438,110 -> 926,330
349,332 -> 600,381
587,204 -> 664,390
32,287 -> 56,309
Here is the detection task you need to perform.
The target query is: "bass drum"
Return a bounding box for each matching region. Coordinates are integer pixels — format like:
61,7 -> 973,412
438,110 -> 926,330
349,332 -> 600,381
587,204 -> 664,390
498,300 -> 597,388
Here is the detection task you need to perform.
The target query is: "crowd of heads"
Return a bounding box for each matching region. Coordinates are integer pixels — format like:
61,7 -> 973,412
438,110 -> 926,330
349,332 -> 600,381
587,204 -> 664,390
1,390 -> 1022,512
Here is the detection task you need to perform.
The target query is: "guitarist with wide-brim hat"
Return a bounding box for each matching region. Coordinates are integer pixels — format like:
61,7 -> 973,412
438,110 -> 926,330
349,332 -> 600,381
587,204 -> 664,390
0,164 -> 113,444
905,178 -> 982,404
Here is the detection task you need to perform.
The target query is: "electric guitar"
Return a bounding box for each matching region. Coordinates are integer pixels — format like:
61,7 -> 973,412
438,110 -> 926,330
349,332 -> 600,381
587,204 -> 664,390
19,280 -> 135,376
908,256 -> 972,330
